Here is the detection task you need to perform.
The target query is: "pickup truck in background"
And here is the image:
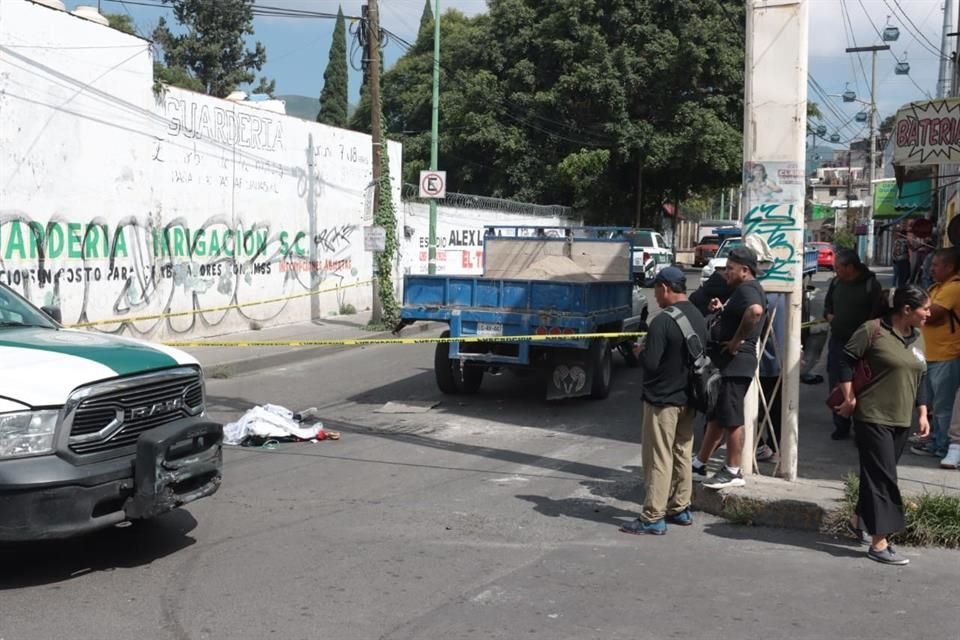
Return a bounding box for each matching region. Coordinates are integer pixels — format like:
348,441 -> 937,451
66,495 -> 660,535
629,228 -> 673,285
398,226 -> 649,400
0,283 -> 223,541
694,235 -> 721,267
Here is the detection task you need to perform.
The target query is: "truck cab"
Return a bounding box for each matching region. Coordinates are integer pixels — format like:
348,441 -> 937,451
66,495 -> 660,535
0,283 -> 223,541
629,229 -> 673,285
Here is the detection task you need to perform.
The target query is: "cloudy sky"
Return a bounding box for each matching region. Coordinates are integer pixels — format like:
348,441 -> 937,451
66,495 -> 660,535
67,0 -> 949,151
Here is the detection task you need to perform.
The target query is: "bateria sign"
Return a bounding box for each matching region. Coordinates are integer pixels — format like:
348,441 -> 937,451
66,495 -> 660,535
893,97 -> 960,166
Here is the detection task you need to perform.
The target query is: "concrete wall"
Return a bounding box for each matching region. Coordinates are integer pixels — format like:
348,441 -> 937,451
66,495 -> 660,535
0,0 -> 575,339
0,0 -> 400,339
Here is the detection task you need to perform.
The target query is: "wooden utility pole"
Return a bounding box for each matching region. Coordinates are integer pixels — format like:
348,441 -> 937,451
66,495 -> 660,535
368,0 -> 383,323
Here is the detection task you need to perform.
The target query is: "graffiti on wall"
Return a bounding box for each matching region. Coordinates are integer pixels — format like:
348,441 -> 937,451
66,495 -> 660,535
0,212 -> 359,335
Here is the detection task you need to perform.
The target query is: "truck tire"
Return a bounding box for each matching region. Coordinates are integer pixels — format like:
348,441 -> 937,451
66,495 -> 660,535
590,338 -> 613,399
435,331 -> 460,394
434,331 -> 484,394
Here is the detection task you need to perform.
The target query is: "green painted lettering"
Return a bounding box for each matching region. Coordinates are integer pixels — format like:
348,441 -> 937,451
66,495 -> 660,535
27,222 -> 44,259
47,223 -> 64,258
113,227 -> 128,258
194,229 -> 206,256
67,222 -> 82,258
208,230 -> 221,256
84,225 -> 100,258
4,221 -> 25,260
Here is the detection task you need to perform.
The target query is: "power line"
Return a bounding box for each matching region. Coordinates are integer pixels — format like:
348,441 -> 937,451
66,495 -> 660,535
839,0 -> 871,92
884,0 -> 947,59
854,0 -> 935,98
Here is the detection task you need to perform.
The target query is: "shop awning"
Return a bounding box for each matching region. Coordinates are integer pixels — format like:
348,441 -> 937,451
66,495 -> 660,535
873,179 -> 932,218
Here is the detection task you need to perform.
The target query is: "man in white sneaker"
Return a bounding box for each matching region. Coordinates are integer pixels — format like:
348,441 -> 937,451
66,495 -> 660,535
693,246 -> 766,489
942,387 -> 960,469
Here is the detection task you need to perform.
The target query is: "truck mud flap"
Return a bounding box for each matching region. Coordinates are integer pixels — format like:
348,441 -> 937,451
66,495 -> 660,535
545,354 -> 593,400
125,419 -> 223,520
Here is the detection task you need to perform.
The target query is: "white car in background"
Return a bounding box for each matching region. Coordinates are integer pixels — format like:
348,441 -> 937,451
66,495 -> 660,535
700,237 -> 744,286
630,229 -> 673,285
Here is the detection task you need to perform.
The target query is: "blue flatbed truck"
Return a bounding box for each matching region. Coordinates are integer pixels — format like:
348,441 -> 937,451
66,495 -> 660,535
397,226 -> 649,400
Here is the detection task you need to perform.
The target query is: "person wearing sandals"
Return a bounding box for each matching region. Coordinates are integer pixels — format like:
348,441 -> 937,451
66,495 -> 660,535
834,286 -> 931,566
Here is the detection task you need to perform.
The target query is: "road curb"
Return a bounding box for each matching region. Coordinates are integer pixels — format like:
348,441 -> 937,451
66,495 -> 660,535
201,321 -> 441,378
691,478 -> 844,532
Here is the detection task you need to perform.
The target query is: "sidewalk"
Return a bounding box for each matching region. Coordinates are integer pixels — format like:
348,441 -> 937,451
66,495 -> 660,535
693,263 -> 960,531
173,311 -> 440,376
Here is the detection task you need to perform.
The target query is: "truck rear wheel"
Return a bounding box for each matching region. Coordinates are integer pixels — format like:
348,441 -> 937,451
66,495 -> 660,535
590,338 -> 613,399
434,331 -> 483,394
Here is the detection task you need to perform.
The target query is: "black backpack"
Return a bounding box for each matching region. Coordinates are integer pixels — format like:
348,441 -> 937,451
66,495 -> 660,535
662,306 -> 722,414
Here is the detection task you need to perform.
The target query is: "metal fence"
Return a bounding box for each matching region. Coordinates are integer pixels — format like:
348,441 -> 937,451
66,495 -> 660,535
402,183 -> 574,219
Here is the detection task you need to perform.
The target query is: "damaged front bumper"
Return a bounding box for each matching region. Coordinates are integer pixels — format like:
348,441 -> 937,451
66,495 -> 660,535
0,417 -> 223,541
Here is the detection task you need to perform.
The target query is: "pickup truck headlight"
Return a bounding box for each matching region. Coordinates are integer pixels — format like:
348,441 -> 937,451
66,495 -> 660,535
0,410 -> 59,458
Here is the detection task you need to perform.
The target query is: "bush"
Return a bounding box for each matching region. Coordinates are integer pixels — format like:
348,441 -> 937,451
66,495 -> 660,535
833,229 -> 856,249
828,474 -> 960,548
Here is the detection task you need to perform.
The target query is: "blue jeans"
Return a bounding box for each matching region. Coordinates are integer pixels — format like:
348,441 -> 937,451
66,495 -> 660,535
893,260 -> 911,288
925,359 -> 960,456
827,336 -> 851,433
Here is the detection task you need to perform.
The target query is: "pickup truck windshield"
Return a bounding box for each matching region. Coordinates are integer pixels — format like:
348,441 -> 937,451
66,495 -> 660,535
716,239 -> 743,258
0,285 -> 57,329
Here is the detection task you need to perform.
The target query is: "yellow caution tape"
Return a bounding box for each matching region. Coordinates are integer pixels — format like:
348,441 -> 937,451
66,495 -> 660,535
162,319 -> 833,348
163,330 -> 648,348
67,279 -> 373,329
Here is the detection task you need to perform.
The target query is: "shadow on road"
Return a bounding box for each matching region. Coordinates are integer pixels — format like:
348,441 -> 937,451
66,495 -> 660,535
701,520 -> 865,559
0,509 -> 198,590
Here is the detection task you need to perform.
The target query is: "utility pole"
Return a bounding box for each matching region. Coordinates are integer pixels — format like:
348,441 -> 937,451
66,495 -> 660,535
743,0 -> 808,480
846,44 -> 889,266
939,0 -> 956,98
427,0 -> 441,274
368,0 -> 383,322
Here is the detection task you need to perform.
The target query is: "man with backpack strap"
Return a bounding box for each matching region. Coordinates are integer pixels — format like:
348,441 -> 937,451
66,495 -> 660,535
621,267 -> 708,536
824,248 -> 885,440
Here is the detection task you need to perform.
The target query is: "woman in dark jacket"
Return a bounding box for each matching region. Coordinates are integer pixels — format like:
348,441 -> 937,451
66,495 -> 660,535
834,286 -> 930,566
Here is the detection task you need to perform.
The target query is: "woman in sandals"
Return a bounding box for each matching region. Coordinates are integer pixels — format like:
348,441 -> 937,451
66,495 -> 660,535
834,285 -> 931,566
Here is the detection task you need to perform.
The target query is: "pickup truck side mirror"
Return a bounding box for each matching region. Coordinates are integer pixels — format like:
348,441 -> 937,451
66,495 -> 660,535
41,305 -> 62,324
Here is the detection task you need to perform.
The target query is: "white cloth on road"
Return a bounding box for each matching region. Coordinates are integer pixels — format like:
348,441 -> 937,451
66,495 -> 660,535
223,404 -> 320,445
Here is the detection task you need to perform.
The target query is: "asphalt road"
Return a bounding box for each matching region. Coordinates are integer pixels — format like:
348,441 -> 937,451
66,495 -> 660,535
3,299 -> 960,640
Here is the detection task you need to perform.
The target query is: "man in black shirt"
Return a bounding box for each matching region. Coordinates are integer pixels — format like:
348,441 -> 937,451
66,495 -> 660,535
693,246 -> 767,490
621,267 -> 708,535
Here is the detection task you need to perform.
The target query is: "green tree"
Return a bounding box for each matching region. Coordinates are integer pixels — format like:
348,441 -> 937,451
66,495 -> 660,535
418,0 -> 434,40
105,13 -> 137,36
372,0 -> 745,222
318,7 -> 349,126
152,0 -> 273,98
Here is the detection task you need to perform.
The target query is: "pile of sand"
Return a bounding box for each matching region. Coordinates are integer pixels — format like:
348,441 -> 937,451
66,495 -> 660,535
513,255 -> 597,282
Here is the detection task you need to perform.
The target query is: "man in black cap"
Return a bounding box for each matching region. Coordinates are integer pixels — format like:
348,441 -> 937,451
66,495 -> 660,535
621,267 -> 708,535
693,246 -> 767,489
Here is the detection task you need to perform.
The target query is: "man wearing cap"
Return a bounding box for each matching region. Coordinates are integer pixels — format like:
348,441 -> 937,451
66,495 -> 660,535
621,267 -> 708,535
693,246 -> 767,489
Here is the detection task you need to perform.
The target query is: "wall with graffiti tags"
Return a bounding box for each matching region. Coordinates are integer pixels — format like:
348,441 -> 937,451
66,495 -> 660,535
400,203 -> 573,276
0,0 -> 401,339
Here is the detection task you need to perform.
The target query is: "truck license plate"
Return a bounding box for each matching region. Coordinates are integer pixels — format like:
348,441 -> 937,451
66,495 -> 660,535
477,322 -> 503,337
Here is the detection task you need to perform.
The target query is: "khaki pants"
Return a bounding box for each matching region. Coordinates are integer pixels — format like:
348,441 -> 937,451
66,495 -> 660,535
641,402 -> 696,522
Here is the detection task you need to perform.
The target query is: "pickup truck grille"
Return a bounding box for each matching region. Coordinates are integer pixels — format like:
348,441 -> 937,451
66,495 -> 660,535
68,369 -> 204,455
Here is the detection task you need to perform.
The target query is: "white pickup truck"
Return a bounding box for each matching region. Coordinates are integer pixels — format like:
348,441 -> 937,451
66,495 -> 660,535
0,283 -> 222,541
630,229 -> 673,285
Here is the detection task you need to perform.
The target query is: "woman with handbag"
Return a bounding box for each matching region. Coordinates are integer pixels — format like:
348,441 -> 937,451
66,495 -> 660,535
833,285 -> 931,565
